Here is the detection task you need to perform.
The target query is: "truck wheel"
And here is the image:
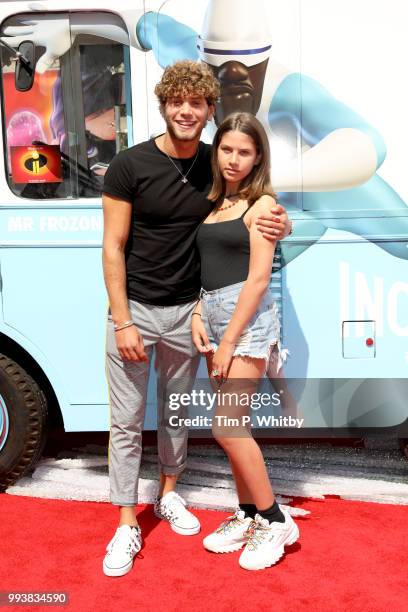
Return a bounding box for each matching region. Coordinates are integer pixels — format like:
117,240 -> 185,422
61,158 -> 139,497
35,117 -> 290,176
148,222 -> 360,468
0,354 -> 48,491
399,439 -> 408,459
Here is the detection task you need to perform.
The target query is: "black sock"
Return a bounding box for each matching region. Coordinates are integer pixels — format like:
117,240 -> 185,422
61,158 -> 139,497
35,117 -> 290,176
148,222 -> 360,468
239,503 -> 257,519
257,500 -> 285,523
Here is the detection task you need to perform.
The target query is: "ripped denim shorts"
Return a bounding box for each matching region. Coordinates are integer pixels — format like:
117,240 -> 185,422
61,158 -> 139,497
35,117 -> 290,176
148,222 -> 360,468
200,281 -> 288,369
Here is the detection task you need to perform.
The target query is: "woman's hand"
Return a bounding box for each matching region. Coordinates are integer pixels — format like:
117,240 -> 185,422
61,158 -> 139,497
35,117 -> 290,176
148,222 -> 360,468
210,340 -> 235,382
192,315 -> 213,354
255,203 -> 291,240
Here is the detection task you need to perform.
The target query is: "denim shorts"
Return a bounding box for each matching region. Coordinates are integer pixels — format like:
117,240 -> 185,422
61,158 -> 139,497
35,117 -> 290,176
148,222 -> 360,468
200,281 -> 283,364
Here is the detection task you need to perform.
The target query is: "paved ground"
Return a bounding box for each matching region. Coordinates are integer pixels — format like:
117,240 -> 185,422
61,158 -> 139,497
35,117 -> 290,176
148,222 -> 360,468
6,434 -> 408,509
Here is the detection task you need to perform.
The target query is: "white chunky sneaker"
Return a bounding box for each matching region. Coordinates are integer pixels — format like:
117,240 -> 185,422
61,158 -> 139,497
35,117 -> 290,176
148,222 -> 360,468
154,491 -> 200,535
103,525 -> 142,577
239,509 -> 299,571
203,509 -> 254,553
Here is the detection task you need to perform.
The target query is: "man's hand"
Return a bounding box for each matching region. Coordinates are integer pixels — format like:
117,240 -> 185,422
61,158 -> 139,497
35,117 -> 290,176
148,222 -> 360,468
255,203 -> 291,241
192,316 -> 213,354
115,325 -> 148,362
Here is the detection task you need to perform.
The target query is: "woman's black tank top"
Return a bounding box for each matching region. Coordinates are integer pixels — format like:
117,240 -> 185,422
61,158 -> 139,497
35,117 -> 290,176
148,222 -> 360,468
196,208 -> 251,291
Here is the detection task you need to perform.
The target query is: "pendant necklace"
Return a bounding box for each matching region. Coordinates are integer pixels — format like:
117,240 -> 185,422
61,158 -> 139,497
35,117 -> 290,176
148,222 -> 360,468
164,147 -> 200,184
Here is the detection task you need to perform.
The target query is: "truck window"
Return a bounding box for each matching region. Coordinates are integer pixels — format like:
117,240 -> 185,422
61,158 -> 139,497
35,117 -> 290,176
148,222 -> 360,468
0,12 -> 132,200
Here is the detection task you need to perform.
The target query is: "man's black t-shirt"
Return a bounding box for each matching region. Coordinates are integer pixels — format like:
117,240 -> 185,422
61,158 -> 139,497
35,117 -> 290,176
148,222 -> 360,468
103,138 -> 213,306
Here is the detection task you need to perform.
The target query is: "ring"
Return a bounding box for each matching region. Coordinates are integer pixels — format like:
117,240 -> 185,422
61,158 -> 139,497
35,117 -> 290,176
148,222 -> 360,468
211,369 -> 219,376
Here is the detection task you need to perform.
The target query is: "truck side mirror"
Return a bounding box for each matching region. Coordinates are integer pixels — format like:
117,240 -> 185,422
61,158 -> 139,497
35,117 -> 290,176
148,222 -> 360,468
15,41 -> 36,91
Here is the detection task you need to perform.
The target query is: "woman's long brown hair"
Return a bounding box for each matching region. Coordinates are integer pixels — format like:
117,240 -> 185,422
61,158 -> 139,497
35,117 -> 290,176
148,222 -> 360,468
208,112 -> 276,206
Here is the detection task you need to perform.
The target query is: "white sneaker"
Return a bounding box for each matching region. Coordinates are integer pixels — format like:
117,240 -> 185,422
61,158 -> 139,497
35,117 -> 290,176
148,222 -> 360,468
103,525 -> 142,577
239,509 -> 299,570
203,509 -> 254,553
154,491 -> 200,535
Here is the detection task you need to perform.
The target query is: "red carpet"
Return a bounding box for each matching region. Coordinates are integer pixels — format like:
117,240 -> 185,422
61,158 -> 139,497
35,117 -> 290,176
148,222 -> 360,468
0,494 -> 407,612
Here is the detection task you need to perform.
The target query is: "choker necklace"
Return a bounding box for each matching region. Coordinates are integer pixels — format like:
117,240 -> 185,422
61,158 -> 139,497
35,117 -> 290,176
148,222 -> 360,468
217,193 -> 242,212
163,147 -> 200,184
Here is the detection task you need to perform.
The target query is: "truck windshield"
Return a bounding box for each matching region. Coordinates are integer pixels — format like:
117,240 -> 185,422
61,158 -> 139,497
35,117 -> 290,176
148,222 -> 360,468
0,12 -> 131,200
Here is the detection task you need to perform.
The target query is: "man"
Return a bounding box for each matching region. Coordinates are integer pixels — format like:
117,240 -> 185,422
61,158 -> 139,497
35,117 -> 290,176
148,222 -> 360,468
101,60 -> 290,577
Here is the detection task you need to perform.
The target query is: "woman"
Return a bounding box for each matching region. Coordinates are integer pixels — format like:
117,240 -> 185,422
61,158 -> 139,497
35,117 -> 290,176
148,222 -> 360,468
192,112 -> 299,571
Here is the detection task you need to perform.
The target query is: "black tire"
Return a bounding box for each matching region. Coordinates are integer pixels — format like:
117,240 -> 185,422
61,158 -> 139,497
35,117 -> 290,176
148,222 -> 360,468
399,439 -> 408,459
0,354 -> 48,491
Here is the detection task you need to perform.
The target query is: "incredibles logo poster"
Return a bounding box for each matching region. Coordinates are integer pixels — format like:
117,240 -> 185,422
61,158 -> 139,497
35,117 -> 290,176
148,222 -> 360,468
10,145 -> 62,184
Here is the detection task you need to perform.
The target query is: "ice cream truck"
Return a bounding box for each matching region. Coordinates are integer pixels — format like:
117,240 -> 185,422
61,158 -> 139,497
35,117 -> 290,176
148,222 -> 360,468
1,0 -> 407,489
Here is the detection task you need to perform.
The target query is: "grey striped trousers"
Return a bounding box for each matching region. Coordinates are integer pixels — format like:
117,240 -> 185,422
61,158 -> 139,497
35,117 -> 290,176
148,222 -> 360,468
106,299 -> 200,506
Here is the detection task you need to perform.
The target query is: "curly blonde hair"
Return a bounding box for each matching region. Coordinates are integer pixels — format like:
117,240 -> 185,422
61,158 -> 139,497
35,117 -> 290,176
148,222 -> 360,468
154,60 -> 220,107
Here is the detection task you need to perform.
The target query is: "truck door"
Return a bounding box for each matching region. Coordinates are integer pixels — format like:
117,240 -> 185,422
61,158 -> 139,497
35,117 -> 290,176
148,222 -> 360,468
0,10 -> 136,419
